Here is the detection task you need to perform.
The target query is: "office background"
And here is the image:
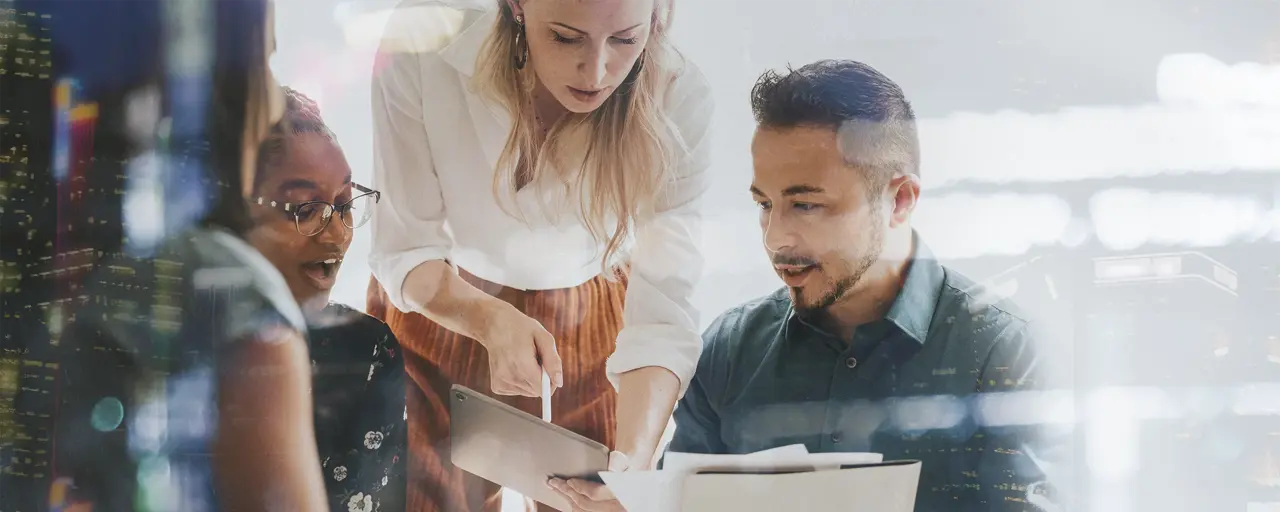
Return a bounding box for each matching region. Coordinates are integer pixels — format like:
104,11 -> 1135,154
3,1 -> 1279,510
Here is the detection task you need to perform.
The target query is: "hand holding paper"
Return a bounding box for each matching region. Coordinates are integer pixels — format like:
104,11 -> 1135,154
600,445 -> 895,512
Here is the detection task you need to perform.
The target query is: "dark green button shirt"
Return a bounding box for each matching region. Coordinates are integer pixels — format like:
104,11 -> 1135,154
669,239 -> 1055,511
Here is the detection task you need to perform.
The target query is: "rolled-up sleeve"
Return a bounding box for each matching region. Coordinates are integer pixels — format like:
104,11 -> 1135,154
368,29 -> 453,313
605,63 -> 715,397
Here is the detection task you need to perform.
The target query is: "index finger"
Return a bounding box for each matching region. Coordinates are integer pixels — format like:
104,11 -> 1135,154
514,356 -> 543,397
532,328 -> 564,388
567,478 -> 615,501
548,479 -> 593,511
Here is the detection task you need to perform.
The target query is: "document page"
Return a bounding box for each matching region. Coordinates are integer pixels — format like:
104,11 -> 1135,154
680,460 -> 922,512
602,445 -> 883,512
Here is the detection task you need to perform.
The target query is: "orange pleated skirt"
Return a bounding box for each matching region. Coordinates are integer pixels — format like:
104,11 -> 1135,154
366,268 -> 626,512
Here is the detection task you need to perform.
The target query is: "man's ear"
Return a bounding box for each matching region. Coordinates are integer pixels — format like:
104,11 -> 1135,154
885,173 -> 921,228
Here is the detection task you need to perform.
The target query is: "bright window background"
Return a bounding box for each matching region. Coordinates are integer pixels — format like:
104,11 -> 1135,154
271,1 -> 1280,510
272,0 -> 1280,321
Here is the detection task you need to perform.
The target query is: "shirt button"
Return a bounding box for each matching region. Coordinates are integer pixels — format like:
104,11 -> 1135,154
831,432 -> 843,444
845,357 -> 858,369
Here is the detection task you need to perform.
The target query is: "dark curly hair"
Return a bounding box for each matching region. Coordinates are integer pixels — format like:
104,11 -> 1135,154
253,86 -> 338,188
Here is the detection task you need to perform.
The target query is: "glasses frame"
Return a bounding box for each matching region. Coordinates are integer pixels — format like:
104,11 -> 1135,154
254,183 -> 382,237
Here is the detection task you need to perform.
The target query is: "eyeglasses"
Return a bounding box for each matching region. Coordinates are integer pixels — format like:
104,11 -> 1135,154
254,184 -> 382,237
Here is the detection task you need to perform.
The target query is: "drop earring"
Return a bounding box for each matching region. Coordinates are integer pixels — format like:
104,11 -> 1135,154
513,14 -> 528,70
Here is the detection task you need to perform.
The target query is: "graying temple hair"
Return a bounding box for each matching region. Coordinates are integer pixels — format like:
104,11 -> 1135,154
835,117 -> 920,191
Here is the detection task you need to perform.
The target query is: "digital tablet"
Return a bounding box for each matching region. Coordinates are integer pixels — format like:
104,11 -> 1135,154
449,384 -> 610,511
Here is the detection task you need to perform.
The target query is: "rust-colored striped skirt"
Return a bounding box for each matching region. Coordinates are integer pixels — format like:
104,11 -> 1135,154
366,269 -> 627,512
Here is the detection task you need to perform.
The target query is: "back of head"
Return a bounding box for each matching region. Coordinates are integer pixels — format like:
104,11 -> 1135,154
44,0 -> 273,509
750,59 -> 920,196
38,0 -> 271,255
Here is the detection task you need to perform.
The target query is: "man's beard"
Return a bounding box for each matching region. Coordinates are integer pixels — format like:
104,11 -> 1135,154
792,224 -> 885,313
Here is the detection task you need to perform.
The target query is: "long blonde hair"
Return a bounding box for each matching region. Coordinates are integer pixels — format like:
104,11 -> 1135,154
471,0 -> 682,272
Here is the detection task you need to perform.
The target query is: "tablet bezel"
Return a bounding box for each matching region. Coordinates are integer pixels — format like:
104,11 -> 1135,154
449,384 -> 610,511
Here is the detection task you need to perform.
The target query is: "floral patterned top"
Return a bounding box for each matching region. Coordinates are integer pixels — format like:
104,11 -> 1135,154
308,304 -> 407,512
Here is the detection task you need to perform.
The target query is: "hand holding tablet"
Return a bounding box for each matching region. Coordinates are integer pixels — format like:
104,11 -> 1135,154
449,385 -> 610,511
547,451 -> 629,511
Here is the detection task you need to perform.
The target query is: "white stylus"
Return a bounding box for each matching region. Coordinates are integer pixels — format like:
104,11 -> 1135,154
541,371 -> 553,422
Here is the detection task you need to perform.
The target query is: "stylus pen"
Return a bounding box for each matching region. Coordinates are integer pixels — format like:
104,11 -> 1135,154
541,371 -> 553,422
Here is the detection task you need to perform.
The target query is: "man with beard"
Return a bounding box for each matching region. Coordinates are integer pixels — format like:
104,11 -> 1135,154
666,60 -> 1060,511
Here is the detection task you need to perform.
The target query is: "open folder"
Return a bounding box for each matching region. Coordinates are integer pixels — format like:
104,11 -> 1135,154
601,446 -> 920,512
680,460 -> 921,512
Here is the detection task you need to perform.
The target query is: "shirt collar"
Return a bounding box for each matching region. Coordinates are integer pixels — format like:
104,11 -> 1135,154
206,228 -> 308,333
885,235 -> 945,344
439,2 -> 498,78
785,232 -> 946,345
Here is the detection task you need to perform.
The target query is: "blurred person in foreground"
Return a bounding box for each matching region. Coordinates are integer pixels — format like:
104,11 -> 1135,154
246,86 -> 407,512
366,0 -> 713,510
53,1 -> 329,510
663,60 -> 1066,511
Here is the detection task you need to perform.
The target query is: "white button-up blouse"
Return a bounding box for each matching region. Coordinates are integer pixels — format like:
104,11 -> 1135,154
368,0 -> 714,394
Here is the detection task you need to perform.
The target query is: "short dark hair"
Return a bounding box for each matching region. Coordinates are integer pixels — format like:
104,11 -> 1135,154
254,86 -> 338,189
750,59 -> 920,191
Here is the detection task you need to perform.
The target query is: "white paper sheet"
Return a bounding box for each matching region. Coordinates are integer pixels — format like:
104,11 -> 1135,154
601,446 -> 883,512
600,469 -> 684,512
660,444 -> 810,473
681,460 -> 921,512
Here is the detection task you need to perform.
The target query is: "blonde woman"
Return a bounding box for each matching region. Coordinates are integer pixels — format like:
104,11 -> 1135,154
366,0 -> 712,510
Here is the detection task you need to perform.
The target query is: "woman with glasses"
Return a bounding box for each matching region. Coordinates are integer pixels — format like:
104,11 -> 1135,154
245,87 -> 407,512
247,86 -> 382,313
